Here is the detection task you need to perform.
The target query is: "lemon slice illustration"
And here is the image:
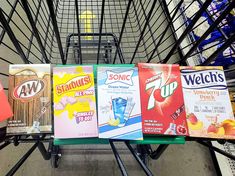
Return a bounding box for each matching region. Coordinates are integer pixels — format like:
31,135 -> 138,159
108,118 -> 120,126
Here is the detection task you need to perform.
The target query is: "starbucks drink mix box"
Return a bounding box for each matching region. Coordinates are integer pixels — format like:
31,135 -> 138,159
53,66 -> 98,138
8,64 -> 51,134
97,65 -> 143,140
0,81 -> 13,122
138,63 -> 188,136
181,66 -> 235,139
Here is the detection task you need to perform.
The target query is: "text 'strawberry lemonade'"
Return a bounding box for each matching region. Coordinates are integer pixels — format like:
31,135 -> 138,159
97,65 -> 143,140
53,66 -> 98,138
138,63 -> 188,136
181,66 -> 235,139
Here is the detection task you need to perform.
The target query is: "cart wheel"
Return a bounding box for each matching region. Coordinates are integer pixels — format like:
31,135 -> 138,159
136,145 -> 149,165
51,154 -> 59,168
50,145 -> 61,168
217,139 -> 226,145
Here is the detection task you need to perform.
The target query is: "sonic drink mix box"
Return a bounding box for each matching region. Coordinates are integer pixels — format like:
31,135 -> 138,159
0,81 -> 13,122
53,66 -> 98,138
138,63 -> 188,136
8,64 -> 51,134
181,66 -> 235,139
97,65 -> 143,140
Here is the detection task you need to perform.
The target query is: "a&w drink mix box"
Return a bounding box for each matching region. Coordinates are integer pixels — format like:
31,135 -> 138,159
8,64 -> 51,134
181,66 -> 235,139
97,65 -> 143,140
53,66 -> 98,138
138,63 -> 188,136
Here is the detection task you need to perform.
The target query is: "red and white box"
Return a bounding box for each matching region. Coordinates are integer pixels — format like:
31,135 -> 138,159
138,63 -> 188,136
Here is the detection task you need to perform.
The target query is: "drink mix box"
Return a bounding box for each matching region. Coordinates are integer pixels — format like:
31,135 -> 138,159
8,64 -> 51,134
138,63 -> 188,136
0,81 -> 13,122
53,66 -> 98,138
181,66 -> 235,139
97,65 -> 143,140
229,91 -> 235,115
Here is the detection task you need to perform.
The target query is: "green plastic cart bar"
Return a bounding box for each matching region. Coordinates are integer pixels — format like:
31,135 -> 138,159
54,136 -> 185,145
53,64 -> 185,145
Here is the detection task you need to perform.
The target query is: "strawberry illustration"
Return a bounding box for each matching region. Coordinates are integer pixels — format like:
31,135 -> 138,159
188,113 -> 198,124
207,124 -> 218,133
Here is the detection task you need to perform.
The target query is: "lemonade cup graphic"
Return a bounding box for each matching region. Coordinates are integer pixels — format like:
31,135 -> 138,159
112,97 -> 127,127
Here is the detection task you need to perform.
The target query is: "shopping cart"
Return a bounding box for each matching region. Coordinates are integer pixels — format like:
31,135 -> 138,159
0,0 -> 234,175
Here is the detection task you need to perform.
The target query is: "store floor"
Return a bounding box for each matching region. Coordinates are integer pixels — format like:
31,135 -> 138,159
0,141 -> 217,176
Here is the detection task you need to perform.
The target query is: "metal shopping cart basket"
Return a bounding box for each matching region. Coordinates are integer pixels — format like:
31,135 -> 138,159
0,0 -> 235,175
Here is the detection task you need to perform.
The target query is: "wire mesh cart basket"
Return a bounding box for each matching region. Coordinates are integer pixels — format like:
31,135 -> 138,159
0,0 -> 235,175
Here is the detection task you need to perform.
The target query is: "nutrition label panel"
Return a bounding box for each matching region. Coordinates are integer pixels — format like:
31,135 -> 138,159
194,105 -> 226,113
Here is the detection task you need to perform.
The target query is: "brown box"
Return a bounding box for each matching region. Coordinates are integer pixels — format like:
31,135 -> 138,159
8,64 -> 51,135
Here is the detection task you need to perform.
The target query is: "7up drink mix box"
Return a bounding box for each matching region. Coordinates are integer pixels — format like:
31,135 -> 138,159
53,66 -> 98,138
8,64 -> 52,134
181,66 -> 235,139
97,65 -> 143,140
138,63 -> 188,136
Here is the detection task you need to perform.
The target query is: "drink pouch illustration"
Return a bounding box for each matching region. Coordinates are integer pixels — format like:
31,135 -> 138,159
124,97 -> 135,122
164,123 -> 177,135
27,101 -> 50,134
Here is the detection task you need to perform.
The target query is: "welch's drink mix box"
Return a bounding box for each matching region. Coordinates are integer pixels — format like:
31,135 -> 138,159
181,66 -> 235,139
97,65 -> 143,140
53,66 -> 98,138
8,64 -> 52,135
138,63 -> 188,136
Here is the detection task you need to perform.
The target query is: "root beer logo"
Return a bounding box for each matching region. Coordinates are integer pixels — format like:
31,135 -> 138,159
13,79 -> 45,101
56,75 -> 91,95
105,70 -> 134,86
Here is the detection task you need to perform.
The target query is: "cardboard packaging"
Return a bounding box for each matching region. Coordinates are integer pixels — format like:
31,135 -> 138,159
181,66 -> 235,139
97,65 -> 143,140
138,63 -> 188,136
8,64 -> 51,134
53,66 -> 98,138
